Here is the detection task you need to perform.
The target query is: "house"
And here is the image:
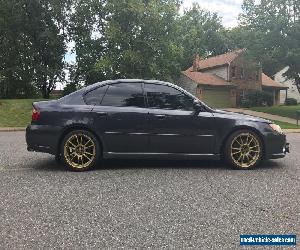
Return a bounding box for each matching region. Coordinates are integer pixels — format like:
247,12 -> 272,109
50,90 -> 63,98
177,49 -> 288,108
275,66 -> 300,104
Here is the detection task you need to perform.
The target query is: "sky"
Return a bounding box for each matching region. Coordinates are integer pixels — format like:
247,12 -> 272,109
182,0 -> 244,28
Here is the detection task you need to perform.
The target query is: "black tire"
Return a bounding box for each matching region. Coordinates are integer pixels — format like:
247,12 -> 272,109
224,129 -> 263,170
55,154 -> 61,164
60,130 -> 100,171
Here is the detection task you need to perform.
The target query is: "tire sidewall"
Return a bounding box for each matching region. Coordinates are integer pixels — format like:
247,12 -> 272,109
61,130 -> 100,171
224,129 -> 263,170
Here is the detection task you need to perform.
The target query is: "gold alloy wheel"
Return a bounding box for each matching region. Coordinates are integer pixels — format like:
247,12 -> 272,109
230,133 -> 261,168
64,133 -> 96,169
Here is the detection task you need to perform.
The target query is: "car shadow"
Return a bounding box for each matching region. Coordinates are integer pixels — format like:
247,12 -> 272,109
30,156 -> 283,172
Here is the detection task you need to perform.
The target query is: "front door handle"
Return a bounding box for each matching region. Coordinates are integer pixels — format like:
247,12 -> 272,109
96,111 -> 108,117
155,114 -> 166,120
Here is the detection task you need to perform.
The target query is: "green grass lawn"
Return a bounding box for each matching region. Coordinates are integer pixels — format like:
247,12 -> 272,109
271,120 -> 300,129
250,105 -> 300,120
0,99 -> 43,127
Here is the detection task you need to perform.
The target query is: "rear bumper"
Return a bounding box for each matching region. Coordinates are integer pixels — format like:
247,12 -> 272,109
26,124 -> 62,155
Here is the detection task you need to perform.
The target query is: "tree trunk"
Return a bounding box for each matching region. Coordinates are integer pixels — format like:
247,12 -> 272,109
41,84 -> 50,99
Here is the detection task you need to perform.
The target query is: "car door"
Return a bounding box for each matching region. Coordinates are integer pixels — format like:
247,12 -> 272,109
144,83 -> 216,154
90,82 -> 149,153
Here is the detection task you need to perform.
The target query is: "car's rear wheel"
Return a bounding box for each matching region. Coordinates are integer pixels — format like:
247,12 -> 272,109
224,130 -> 263,170
61,130 -> 100,171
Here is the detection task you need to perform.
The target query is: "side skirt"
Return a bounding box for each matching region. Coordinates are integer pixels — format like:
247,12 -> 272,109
103,152 -> 220,160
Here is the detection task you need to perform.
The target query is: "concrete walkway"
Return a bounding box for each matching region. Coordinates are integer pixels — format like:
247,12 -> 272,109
225,108 -> 299,125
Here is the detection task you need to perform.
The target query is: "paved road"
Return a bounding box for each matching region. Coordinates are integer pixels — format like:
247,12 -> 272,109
0,132 -> 299,249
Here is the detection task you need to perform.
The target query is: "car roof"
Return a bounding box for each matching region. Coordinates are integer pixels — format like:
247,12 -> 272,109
59,79 -> 197,103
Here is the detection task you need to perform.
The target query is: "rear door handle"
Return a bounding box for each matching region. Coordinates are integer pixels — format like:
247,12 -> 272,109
96,111 -> 108,117
155,114 -> 166,120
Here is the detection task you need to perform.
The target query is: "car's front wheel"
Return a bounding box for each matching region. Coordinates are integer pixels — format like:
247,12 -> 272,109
61,130 -> 100,171
224,130 -> 263,170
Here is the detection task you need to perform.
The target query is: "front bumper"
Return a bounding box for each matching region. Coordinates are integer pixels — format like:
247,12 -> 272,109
265,132 -> 289,159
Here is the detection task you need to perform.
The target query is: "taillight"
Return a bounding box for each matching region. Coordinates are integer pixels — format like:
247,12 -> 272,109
32,107 -> 40,121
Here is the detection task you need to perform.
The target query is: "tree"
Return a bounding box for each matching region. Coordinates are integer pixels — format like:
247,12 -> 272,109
69,0 -> 107,86
237,0 -> 300,92
92,0 -> 183,83
0,0 -> 70,98
0,0 -> 35,98
178,3 -> 230,69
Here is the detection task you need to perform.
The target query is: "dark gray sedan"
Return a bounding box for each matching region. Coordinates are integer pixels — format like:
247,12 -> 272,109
26,79 -> 289,171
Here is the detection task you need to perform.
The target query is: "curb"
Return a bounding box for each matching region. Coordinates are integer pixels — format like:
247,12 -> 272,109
283,129 -> 300,133
0,127 -> 26,132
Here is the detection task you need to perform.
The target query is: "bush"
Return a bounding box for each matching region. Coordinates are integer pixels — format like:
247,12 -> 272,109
240,90 -> 273,107
285,98 -> 297,106
62,83 -> 78,96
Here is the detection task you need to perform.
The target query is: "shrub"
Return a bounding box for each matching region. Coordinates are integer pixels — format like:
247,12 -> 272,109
62,83 -> 78,96
240,90 -> 273,107
285,98 -> 297,106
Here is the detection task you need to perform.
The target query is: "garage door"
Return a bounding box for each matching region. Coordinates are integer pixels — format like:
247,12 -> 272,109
201,89 -> 231,108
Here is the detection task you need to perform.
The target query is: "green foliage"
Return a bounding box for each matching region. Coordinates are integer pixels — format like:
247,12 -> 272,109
240,90 -> 273,107
92,0 -> 183,83
0,0 -> 70,99
178,3 -> 231,69
62,83 -> 79,97
285,97 -> 298,106
234,0 -> 300,92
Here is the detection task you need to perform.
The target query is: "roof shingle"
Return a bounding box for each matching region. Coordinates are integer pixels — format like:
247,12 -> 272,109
183,69 -> 234,87
262,73 -> 288,89
195,49 -> 245,70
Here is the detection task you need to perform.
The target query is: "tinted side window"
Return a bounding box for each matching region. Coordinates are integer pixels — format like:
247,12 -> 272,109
145,83 -> 194,111
101,82 -> 145,108
84,86 -> 108,105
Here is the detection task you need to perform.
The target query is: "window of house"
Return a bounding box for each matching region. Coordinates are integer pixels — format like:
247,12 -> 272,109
101,82 -> 145,108
145,83 -> 194,111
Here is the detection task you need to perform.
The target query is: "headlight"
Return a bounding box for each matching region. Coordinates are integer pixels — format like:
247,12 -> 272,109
269,123 -> 283,134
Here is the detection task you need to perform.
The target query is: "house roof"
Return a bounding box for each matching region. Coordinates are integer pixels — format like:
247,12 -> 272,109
183,49 -> 287,89
183,68 -> 234,87
262,73 -> 288,89
194,49 -> 245,70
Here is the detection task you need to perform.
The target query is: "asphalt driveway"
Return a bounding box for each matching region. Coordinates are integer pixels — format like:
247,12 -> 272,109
0,132 -> 299,249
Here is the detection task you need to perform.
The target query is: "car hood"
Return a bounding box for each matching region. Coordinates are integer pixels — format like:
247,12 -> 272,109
213,109 -> 271,123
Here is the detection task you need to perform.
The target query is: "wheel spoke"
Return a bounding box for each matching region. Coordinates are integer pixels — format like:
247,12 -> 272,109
85,151 -> 94,156
83,154 -> 92,162
68,141 -> 77,148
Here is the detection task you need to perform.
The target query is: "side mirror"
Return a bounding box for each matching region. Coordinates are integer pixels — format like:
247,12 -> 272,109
193,100 -> 202,112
